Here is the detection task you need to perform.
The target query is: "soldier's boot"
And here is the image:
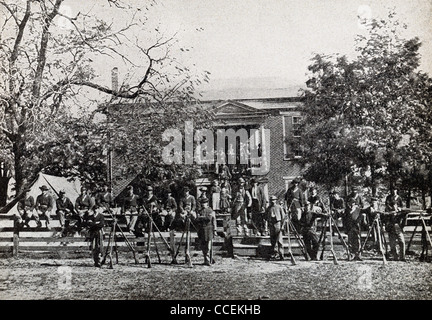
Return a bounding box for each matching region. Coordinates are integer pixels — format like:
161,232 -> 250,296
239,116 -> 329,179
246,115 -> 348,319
236,225 -> 243,236
35,216 -> 42,228
45,220 -> 51,230
24,218 -> 31,228
243,225 -> 249,237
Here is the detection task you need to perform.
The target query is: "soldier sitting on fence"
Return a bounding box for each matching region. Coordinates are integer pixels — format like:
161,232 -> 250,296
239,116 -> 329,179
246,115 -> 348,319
75,186 -> 95,233
56,189 -> 77,237
15,187 -> 34,228
35,185 -> 55,230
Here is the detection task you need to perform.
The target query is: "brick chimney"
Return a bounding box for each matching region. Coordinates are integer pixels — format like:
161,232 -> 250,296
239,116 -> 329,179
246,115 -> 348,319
111,67 -> 118,92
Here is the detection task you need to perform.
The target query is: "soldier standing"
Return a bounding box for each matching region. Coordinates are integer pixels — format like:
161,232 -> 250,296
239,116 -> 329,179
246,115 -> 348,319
285,178 -> 306,230
15,188 -> 34,228
265,195 -> 285,260
345,187 -> 365,261
86,205 -> 105,267
384,188 -> 406,261
250,179 -> 267,236
300,198 -> 326,261
196,198 -> 217,266
232,178 -> 252,236
35,185 -> 54,230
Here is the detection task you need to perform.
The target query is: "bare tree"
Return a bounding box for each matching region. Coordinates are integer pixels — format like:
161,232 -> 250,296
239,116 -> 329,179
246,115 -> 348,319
0,0 -> 210,193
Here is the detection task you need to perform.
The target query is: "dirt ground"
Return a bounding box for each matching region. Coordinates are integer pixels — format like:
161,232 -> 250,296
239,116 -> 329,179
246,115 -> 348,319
0,250 -> 431,300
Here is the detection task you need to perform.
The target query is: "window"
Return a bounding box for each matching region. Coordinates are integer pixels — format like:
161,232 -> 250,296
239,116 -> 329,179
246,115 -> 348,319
282,113 -> 302,160
292,116 -> 302,137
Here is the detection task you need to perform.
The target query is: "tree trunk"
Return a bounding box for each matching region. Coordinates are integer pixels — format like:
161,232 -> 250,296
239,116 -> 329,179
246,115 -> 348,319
421,188 -> 426,210
12,133 -> 27,194
0,177 -> 10,207
370,165 -> 377,197
406,188 -> 411,208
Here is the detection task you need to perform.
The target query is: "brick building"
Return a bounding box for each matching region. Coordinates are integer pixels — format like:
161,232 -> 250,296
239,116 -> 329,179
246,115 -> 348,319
196,97 -> 305,199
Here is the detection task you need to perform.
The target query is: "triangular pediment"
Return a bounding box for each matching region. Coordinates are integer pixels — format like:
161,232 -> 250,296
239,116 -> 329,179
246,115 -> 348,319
213,101 -> 259,115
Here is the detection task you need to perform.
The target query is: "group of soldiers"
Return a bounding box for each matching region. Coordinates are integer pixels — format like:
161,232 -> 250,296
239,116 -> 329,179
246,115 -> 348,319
12,174 -> 423,267
269,178 -> 410,262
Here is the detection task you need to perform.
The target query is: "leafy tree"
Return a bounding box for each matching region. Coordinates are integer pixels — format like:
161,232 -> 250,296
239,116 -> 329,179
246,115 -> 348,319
300,11 -> 432,197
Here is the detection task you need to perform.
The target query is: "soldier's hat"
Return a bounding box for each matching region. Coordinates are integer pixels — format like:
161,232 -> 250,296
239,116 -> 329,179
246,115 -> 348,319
250,178 -> 257,184
59,189 -> 66,195
146,186 -> 153,191
270,195 -> 278,201
127,185 -> 134,190
238,177 -> 245,183
39,185 -> 49,191
200,198 -> 209,204
23,187 -> 32,193
371,197 -> 378,202
184,186 -> 190,192
199,186 -> 208,191
291,178 -> 300,185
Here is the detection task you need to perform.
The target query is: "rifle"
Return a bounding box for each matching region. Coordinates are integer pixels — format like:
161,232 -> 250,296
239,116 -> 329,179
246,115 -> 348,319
141,204 -> 174,257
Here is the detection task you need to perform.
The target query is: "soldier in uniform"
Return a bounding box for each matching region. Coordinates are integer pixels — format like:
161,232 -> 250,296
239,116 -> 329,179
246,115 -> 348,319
330,191 -> 345,220
384,188 -> 406,261
285,178 -> 306,230
161,188 -> 177,231
142,185 -> 162,230
75,186 -> 95,232
122,185 -> 141,234
35,185 -> 54,230
195,198 -> 217,266
196,186 -> 209,212
219,181 -> 232,215
179,187 -> 196,213
345,187 -> 365,260
220,177 -> 232,196
86,205 -> 105,267
300,198 -> 327,261
56,189 -> 76,236
56,190 -> 74,228
96,184 -> 114,211
15,188 -> 34,228
250,179 -> 267,236
265,195 -> 285,260
232,178 -> 252,236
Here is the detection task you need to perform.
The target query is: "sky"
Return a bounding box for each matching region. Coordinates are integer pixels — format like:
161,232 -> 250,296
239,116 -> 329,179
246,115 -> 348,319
60,0 -> 432,99
154,0 -> 432,88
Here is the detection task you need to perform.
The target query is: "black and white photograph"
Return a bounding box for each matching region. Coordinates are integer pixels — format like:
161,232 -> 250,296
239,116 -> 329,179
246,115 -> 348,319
0,0 -> 431,306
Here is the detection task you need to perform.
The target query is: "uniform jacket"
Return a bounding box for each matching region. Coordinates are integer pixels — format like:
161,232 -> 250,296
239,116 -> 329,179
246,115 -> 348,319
163,196 -> 177,212
285,187 -> 306,209
87,213 -> 105,233
56,196 -> 75,214
17,196 -> 35,212
250,184 -> 267,212
35,193 -> 54,212
265,203 -> 285,222
179,194 -> 196,212
96,192 -> 114,209
75,194 -> 95,211
196,207 -> 217,242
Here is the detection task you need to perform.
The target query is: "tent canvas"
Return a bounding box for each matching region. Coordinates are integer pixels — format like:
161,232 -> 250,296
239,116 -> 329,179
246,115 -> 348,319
6,173 -> 82,217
